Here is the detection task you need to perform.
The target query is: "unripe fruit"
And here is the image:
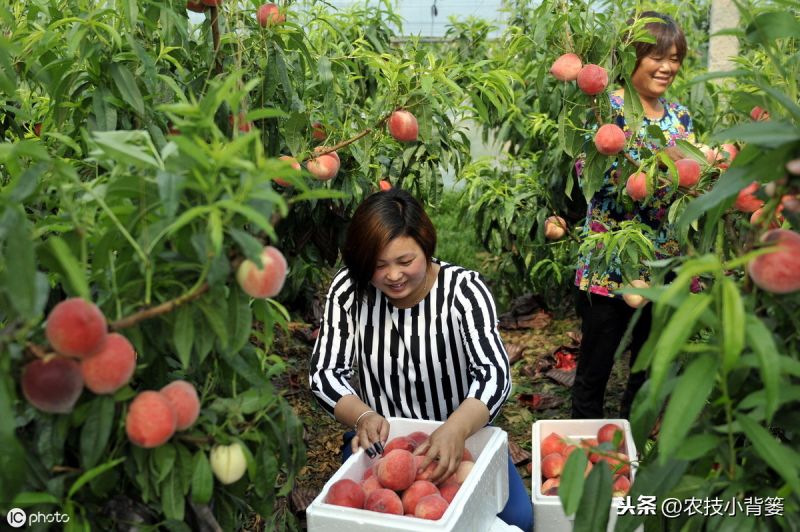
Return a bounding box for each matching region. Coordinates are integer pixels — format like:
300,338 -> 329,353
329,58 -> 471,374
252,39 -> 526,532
748,229 -> 800,294
675,158 -> 701,187
80,333 -> 137,394
550,53 -> 583,81
46,298 -> 108,359
125,391 -> 177,448
594,124 -> 625,155
622,279 -> 649,309
576,64 -> 608,95
626,172 -> 648,201
257,3 -> 284,27
22,356 -> 84,413
210,442 -> 248,484
734,182 -> 764,213
306,148 -> 340,181
544,216 -> 567,240
275,155 -> 301,187
388,110 -> 418,142
236,245 -> 288,299
160,380 -> 200,430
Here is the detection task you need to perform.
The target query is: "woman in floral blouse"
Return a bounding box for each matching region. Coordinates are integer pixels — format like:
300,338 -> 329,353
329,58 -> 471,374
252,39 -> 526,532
572,11 -> 694,419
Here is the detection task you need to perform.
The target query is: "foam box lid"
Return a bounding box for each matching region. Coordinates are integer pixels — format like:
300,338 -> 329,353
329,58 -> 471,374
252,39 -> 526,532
306,417 -> 509,532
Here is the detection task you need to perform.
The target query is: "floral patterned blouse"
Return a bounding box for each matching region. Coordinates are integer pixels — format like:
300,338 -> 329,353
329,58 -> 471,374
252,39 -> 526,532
574,92 -> 695,298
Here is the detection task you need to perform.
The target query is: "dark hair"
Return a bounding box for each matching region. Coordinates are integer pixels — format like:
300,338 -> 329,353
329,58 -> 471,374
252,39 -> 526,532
343,189 -> 437,300
629,11 -> 687,71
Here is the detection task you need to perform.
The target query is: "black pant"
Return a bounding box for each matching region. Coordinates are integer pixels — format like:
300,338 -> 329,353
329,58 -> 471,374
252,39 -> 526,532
571,289 -> 652,419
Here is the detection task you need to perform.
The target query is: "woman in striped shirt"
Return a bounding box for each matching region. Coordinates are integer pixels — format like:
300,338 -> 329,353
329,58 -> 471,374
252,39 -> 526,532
309,189 -> 532,530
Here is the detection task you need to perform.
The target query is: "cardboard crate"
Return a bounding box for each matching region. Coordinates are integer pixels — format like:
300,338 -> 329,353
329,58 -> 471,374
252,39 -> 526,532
306,417 -> 510,532
532,419 -> 639,532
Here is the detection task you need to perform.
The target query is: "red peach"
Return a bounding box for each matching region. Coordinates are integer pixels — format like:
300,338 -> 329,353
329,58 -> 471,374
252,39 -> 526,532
326,479 -> 365,509
748,229 -> 800,294
414,494 -> 449,520
597,423 -> 625,449
361,475 -> 383,497
376,449 -> 416,491
275,155 -> 301,187
362,467 -> 374,480
201,0 -> 222,5
750,106 -> 769,121
125,391 -> 177,448
454,460 -> 474,484
581,438 -> 601,463
257,3 -> 285,27
541,477 -> 560,496
228,112 -> 252,133
594,124 -> 626,155
364,488 -> 403,515
735,182 -> 764,213
540,432 -> 567,457
720,143 -> 738,163
462,448 -> 474,462
750,207 -> 784,229
541,453 -> 565,479
550,53 -> 583,82
187,1 -> 205,12
597,452 -> 631,476
576,64 -> 609,95
379,179 -> 392,191
407,431 -> 428,448
415,456 -> 437,482
160,380 -> 200,430
626,172 -> 648,201
675,158 -> 701,187
80,333 -> 136,394
438,480 -> 460,503
401,480 -> 439,515
388,110 -> 418,142
310,121 -> 326,141
46,298 -> 108,359
562,444 -> 579,459
612,474 -> 631,496
236,245 -> 288,299
384,436 -> 416,454
306,148 -> 340,181
22,356 -> 84,414
544,216 -> 568,240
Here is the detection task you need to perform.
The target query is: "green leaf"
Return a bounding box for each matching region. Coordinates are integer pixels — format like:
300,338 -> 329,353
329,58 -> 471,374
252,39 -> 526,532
79,396 -> 115,469
67,457 -> 126,499
197,300 -> 229,348
110,63 -> 145,115
559,449 -> 588,515
156,170 -> 184,219
173,305 -> 195,369
745,316 -> 781,422
190,452 -> 213,505
11,492 -> 61,506
614,458 -> 688,532
658,354 -> 718,461
672,434 -> 721,461
208,209 -> 223,255
710,121 -> 800,148
228,288 -> 253,354
573,459 -> 612,532
737,415 -> 800,494
289,189 -> 348,202
92,88 -> 118,131
161,468 -> 185,521
2,209 -> 37,318
719,277 -> 745,373
228,229 -> 264,262
48,236 -> 90,300
153,444 -> 177,483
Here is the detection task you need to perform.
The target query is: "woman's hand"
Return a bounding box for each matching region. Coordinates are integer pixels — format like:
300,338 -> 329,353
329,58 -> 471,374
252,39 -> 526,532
352,412 -> 390,456
413,419 -> 468,484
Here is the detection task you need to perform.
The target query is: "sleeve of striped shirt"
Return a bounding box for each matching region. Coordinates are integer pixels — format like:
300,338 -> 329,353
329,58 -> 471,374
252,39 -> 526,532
308,268 -> 359,418
453,271 -> 512,422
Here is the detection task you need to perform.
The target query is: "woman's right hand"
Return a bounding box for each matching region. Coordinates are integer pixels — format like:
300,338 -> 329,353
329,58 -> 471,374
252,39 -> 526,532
352,413 -> 390,456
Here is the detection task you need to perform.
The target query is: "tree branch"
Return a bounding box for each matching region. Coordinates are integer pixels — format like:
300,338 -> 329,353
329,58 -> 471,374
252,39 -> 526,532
110,282 -> 211,330
303,109 -> 397,161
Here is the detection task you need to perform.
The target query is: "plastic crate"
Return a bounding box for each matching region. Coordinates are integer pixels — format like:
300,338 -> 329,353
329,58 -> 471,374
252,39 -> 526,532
306,417 -> 509,532
531,419 -> 639,532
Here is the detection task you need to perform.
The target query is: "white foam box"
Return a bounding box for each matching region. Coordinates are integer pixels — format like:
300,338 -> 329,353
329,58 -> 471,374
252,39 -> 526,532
532,419 -> 639,532
306,417 -> 510,532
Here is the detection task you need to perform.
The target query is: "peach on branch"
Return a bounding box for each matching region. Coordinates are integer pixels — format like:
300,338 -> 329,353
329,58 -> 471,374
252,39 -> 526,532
326,479 -> 365,509
306,148 -> 340,181
576,64 -> 609,96
125,391 -> 177,448
257,3 -> 285,27
22,356 -> 84,414
594,124 -> 626,155
80,332 -> 136,395
401,480 -> 439,515
750,106 -> 769,121
750,207 -> 784,229
414,494 -> 449,520
786,159 -> 800,175
364,488 -> 403,515
46,297 -> 108,359
376,449 -> 416,491
626,172 -> 648,201
310,121 -> 326,141
544,215 -> 568,240
622,279 -> 649,309
748,229 -> 800,294
160,380 -> 200,430
275,155 -> 301,187
550,53 -> 583,82
388,110 -> 418,142
675,158 -> 701,187
228,112 -> 252,133
236,245 -> 288,299
734,182 -> 764,213
209,442 -> 248,484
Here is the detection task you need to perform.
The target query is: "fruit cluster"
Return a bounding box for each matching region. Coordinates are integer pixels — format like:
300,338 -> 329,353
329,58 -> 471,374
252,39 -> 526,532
538,423 -> 632,498
125,380 -> 200,448
325,432 -> 475,521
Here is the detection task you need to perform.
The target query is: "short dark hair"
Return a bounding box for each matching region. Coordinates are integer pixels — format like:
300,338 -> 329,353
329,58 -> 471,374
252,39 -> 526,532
630,11 -> 687,71
343,189 -> 437,300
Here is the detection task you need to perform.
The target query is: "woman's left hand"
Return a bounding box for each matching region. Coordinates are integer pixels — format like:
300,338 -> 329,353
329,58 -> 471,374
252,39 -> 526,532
412,420 -> 468,484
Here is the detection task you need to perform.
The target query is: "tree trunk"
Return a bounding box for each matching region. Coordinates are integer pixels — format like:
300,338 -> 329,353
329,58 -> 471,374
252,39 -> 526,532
707,0 -> 740,74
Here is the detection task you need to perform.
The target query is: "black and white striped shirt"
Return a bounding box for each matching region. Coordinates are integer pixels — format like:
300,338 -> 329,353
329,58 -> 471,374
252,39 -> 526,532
309,260 -> 511,423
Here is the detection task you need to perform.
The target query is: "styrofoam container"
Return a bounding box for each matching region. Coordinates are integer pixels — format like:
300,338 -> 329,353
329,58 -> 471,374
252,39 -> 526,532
306,417 -> 509,531
532,419 -> 639,532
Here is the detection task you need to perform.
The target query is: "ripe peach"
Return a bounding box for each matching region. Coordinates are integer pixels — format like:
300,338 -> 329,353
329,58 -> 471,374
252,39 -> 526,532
750,207 -> 784,229
541,477 -> 560,496
22,356 -> 84,413
550,53 -> 583,82
376,449 -> 416,491
454,460 -> 474,484
626,172 -> 648,201
748,229 -> 800,294
379,179 -> 392,191
306,148 -> 340,181
675,158 -> 701,187
388,110 -> 418,142
541,453 -> 564,479
720,143 -> 738,163
541,432 -> 566,456
125,391 -> 177,448
257,3 -> 284,27
544,215 -> 567,240
597,423 -> 625,449
622,279 -> 649,309
384,435 -> 416,454
236,245 -> 288,299
597,452 -> 630,476
612,474 -> 631,496
310,121 -> 326,141
407,431 -> 428,448
326,479 -> 365,509
735,182 -> 764,213
462,448 -> 474,462
364,488 -> 403,515
561,444 -> 579,459
576,64 -> 609,95
415,493 -> 448,520
46,298 -> 108,359
594,124 -> 626,155
275,155 -> 301,187
160,380 -> 200,430
228,112 -> 252,133
401,480 -> 439,515
750,106 -> 769,121
438,480 -> 460,503
361,475 -> 383,497
414,456 -> 437,482
80,333 -> 136,395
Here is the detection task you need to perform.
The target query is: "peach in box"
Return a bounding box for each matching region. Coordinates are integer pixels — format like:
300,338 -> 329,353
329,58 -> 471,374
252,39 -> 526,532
376,449 -> 416,491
